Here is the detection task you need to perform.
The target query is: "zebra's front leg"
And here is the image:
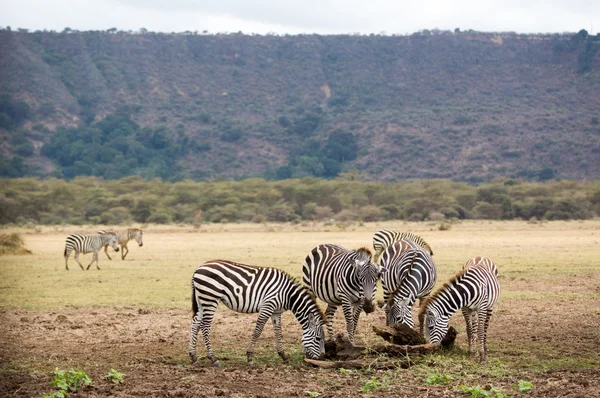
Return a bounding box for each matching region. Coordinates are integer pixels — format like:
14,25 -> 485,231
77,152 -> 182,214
324,304 -> 338,341
104,244 -> 112,261
271,313 -> 289,363
418,298 -> 425,336
247,308 -> 273,366
350,301 -> 363,342
382,289 -> 390,326
121,244 -> 128,260
74,252 -> 85,270
341,301 -> 356,344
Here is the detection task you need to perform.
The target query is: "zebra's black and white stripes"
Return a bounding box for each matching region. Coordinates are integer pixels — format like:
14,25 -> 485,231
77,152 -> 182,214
97,228 -> 143,260
380,243 -> 437,334
189,260 -> 326,366
64,233 -> 119,270
302,244 -> 384,344
420,256 -> 500,363
372,230 -> 433,263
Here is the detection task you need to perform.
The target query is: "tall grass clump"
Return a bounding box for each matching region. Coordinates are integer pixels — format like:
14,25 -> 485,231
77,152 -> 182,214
0,232 -> 32,255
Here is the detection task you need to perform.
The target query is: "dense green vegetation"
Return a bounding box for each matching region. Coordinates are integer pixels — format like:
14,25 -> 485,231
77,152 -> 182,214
1,177 -> 598,225
1,29 -> 599,181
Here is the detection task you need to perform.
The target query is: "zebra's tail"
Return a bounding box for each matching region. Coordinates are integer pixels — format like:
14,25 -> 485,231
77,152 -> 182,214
63,245 -> 67,258
191,281 -> 199,318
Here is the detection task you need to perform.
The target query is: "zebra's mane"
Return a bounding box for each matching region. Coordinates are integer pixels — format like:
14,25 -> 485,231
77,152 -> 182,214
355,247 -> 373,262
419,266 -> 470,315
395,232 -> 433,255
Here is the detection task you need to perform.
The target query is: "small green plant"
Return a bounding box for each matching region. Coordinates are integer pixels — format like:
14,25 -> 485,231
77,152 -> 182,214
458,385 -> 507,398
517,380 -> 533,393
426,373 -> 454,385
43,368 -> 92,397
360,376 -> 389,393
305,391 -> 320,397
338,367 -> 354,376
105,368 -> 125,385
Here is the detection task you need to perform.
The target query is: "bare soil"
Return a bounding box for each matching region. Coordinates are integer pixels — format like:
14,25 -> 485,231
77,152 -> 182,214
1,303 -> 599,398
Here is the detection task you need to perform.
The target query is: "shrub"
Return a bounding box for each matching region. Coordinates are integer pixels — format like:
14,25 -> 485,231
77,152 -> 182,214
146,211 -> 172,224
0,233 -> 32,255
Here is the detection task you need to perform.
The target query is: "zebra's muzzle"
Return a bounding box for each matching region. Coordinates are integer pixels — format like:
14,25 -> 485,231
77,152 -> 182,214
362,299 -> 375,314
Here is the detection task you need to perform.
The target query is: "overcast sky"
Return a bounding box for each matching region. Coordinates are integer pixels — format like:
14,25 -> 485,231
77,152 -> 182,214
1,0 -> 599,35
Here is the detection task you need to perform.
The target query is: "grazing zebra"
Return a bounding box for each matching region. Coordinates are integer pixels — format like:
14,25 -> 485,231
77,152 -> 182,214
420,256 -> 500,363
302,244 -> 384,344
372,230 -> 434,263
64,233 -> 119,271
381,244 -> 437,334
189,260 -> 326,367
97,228 -> 143,260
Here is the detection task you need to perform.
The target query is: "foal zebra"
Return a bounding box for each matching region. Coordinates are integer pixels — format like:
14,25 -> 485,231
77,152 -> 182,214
302,244 -> 384,344
381,243 -> 437,334
97,228 -> 143,260
64,233 -> 119,270
372,230 -> 434,263
189,260 -> 326,367
420,256 -> 500,363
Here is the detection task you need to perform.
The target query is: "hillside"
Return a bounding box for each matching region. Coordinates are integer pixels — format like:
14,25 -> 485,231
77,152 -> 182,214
0,29 -> 599,181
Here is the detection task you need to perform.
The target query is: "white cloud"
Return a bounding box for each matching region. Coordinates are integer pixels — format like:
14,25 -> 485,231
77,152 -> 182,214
0,0 -> 598,34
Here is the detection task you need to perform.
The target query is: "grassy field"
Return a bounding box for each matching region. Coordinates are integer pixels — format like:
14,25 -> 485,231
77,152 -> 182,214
1,220 -> 599,397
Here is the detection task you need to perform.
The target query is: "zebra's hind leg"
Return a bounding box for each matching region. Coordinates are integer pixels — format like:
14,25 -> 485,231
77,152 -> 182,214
418,298 -> 425,336
324,304 -> 338,341
65,249 -> 71,270
462,308 -> 477,359
247,308 -> 273,366
477,308 -> 493,363
271,313 -> 289,363
74,252 -> 85,270
192,302 -> 220,366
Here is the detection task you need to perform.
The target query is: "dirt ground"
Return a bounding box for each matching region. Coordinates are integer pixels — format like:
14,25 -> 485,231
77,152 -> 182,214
1,222 -> 599,397
1,303 -> 599,398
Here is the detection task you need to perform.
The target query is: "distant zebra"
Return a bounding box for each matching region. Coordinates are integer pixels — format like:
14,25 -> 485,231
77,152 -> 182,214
302,244 -> 384,344
64,233 -> 119,270
190,260 -> 326,367
97,228 -> 143,260
381,243 -> 437,334
372,230 -> 433,263
420,256 -> 500,363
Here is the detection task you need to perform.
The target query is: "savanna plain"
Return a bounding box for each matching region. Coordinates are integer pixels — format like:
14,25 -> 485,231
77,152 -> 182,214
1,220 -> 599,397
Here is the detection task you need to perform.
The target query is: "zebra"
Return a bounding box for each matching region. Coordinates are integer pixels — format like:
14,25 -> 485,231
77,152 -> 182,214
64,233 -> 119,270
420,256 -> 500,363
381,244 -> 437,335
302,244 -> 384,344
189,260 -> 326,367
372,230 -> 434,263
97,228 -> 143,260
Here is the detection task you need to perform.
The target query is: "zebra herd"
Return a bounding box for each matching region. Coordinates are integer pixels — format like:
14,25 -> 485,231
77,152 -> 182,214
63,228 -> 144,270
189,229 -> 500,366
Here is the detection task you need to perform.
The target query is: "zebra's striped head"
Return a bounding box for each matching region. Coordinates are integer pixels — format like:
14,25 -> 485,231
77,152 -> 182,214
423,307 -> 449,344
134,229 -> 143,247
386,295 -> 414,328
353,247 -> 385,314
301,311 -> 326,359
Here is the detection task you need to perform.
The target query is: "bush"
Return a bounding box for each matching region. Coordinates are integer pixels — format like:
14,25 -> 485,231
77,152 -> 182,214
0,233 -> 32,255
147,211 -> 172,224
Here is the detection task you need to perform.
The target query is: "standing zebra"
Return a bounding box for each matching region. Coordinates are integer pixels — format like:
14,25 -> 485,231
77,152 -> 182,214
190,260 -> 326,367
372,230 -> 433,263
302,244 -> 384,344
420,256 -> 500,363
381,243 -> 437,334
64,233 -> 119,270
97,228 -> 143,260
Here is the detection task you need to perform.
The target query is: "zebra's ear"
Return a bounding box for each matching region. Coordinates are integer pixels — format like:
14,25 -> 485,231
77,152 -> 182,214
308,312 -> 317,328
378,265 -> 387,275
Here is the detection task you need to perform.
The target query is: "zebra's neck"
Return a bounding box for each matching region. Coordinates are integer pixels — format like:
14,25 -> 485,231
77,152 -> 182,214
426,277 -> 470,317
285,279 -> 321,325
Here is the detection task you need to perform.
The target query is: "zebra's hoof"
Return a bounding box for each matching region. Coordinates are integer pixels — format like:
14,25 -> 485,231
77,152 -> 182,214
247,362 -> 256,368
189,353 -> 197,364
212,360 -> 222,367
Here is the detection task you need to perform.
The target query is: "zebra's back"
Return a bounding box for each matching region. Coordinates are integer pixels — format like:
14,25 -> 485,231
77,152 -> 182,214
373,230 -> 433,261
65,234 -> 100,255
193,260 -> 286,313
382,246 -> 437,300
